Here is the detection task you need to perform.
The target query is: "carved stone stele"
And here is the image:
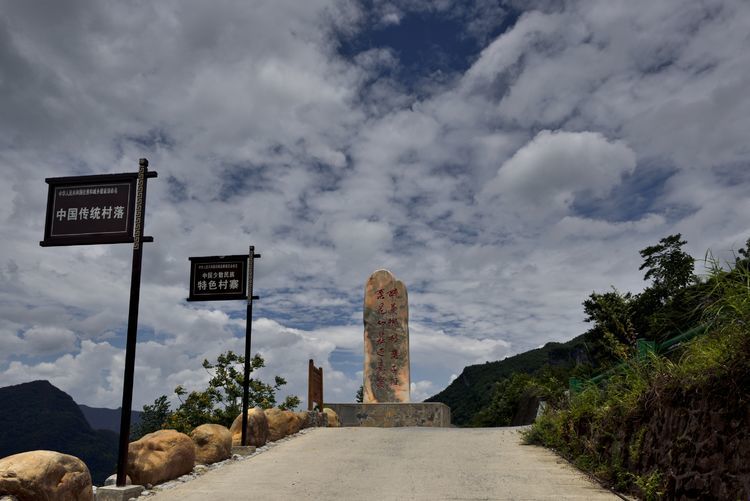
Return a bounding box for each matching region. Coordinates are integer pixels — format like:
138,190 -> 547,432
363,269 -> 410,403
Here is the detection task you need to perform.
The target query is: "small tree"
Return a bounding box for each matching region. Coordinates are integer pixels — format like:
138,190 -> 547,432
638,233 -> 696,303
162,350 -> 300,433
355,385 -> 364,403
131,395 -> 172,440
582,287 -> 637,361
632,234 -> 699,340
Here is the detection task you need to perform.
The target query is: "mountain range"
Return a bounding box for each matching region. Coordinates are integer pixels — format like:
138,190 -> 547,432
0,380 -> 141,485
426,334 -> 590,425
79,403 -> 142,434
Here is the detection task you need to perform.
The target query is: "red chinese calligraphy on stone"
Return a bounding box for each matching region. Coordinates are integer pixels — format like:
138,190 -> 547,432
363,269 -> 410,403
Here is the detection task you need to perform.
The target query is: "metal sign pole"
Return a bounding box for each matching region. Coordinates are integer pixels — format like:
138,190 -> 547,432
240,245 -> 261,446
116,159 -> 150,486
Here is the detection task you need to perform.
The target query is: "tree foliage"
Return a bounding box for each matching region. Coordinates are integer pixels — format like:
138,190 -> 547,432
584,234 -> 701,358
583,288 -> 637,361
525,241 -> 750,499
470,366 -> 569,427
638,233 -> 696,302
131,395 -> 171,440
138,350 -> 299,434
472,234 -> 712,429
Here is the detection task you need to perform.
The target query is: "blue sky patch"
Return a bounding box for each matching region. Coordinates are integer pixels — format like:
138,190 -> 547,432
571,164 -> 678,222
337,3 -> 519,95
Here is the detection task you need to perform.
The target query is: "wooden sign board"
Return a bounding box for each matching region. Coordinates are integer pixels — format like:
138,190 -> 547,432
187,255 -> 248,301
40,173 -> 137,246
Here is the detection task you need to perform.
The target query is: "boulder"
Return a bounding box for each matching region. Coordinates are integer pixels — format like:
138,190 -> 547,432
296,410 -> 327,429
0,450 -> 93,501
264,408 -> 302,441
126,429 -> 195,486
229,407 -> 269,447
323,408 -> 341,427
190,424 -> 232,465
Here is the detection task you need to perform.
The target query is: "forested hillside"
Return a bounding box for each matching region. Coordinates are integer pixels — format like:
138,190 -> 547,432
525,237 -> 750,499
425,334 -> 591,425
429,235 -> 747,429
0,380 -> 118,485
78,404 -> 142,434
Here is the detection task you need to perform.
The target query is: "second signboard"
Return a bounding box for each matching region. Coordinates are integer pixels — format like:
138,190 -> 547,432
187,255 -> 248,301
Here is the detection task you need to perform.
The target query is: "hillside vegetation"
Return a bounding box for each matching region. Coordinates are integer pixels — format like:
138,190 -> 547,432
429,234 -> 750,498
0,380 -> 118,485
425,334 -> 592,425
525,242 -> 750,499
430,234 -> 728,426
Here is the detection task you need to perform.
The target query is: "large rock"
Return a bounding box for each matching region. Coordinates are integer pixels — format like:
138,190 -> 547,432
323,408 -> 341,428
126,429 -> 195,486
296,410 -> 327,429
0,450 -> 93,501
229,407 -> 269,447
190,424 -> 232,465
264,408 -> 302,441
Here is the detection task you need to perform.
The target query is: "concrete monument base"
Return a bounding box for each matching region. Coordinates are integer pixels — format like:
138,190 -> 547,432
325,402 -> 451,427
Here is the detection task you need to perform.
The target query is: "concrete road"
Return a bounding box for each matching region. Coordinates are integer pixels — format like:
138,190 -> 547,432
148,427 -> 620,501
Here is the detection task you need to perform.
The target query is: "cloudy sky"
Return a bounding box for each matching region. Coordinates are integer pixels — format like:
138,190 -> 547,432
1,0 -> 749,411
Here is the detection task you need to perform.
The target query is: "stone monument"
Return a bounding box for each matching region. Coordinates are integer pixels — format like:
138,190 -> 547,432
363,269 -> 410,403
324,269 -> 451,427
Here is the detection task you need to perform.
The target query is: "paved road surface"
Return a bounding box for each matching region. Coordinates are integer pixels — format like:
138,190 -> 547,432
148,427 -> 620,501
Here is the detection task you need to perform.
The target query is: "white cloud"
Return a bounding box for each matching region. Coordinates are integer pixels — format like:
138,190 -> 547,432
21,326 -> 78,356
481,130 -> 637,220
1,0 -> 749,411
410,380 -> 435,402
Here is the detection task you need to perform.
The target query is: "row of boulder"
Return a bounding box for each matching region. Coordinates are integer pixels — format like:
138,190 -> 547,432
0,407 -> 340,501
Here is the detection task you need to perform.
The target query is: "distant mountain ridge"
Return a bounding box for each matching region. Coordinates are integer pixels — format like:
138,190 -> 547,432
426,334 -> 591,425
0,380 -> 119,485
79,404 -> 142,434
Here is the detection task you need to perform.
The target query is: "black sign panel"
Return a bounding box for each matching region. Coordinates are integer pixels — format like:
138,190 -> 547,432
41,173 -> 137,246
187,255 -> 248,301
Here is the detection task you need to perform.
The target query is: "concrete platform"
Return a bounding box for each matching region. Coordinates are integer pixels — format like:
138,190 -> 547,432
325,402 -> 451,427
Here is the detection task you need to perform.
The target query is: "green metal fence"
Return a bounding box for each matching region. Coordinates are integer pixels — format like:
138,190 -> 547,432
569,324 -> 709,394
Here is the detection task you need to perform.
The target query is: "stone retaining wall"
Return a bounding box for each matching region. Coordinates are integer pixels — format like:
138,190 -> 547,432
324,403 -> 451,427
